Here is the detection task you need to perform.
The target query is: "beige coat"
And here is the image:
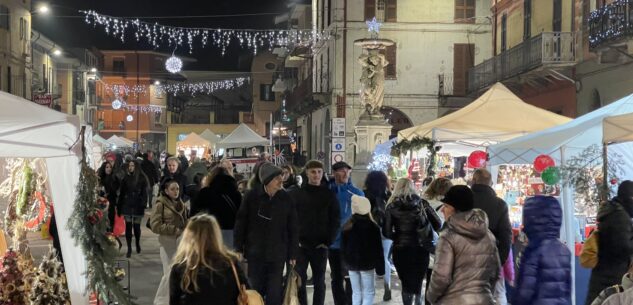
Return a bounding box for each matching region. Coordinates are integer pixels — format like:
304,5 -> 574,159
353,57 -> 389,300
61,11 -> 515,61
150,195 -> 187,236
427,209 -> 500,305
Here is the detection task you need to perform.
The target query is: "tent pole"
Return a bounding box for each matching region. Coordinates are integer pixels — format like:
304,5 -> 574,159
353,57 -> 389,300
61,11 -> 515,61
560,145 -> 576,305
602,144 -> 609,201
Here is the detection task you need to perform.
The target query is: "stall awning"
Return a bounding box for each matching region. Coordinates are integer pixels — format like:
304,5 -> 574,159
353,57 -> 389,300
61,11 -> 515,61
217,123 -> 269,149
177,132 -> 211,148
604,112 -> 633,144
199,129 -> 220,144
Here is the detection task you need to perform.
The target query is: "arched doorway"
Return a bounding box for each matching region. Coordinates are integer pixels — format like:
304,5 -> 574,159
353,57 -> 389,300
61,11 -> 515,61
380,106 -> 414,139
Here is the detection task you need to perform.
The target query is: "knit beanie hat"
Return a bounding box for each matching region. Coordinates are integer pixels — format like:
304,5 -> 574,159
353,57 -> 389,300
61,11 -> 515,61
258,162 -> 283,186
351,195 -> 371,215
441,185 -> 474,212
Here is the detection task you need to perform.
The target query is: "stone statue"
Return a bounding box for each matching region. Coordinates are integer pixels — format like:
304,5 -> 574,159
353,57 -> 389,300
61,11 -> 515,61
359,50 -> 389,116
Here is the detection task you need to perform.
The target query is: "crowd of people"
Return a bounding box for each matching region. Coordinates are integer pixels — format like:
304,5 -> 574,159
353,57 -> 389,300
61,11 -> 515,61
94,149 -> 633,305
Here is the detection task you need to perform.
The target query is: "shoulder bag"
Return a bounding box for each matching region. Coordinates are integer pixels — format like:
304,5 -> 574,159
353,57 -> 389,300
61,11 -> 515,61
580,229 -> 599,269
231,261 -> 265,305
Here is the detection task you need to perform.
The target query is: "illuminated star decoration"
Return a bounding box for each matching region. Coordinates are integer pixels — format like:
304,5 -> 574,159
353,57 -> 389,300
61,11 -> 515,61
366,17 -> 382,37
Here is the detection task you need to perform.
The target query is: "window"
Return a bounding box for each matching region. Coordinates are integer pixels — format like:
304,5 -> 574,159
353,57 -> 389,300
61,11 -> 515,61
501,14 -> 507,52
260,84 -> 275,101
524,0 -> 532,40
380,45 -> 397,79
553,0 -> 562,32
113,58 -> 125,73
455,0 -> 475,23
365,0 -> 396,22
0,5 -> 9,29
453,44 -> 474,96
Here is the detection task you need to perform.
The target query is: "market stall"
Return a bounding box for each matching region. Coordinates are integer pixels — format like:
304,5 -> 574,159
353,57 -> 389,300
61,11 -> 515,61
217,123 -> 269,174
199,128 -> 220,148
176,132 -> 212,160
0,91 -> 88,304
106,135 -> 134,149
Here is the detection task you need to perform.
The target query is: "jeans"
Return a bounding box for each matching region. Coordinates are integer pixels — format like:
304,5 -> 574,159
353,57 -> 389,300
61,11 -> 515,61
494,278 -> 508,305
248,260 -> 285,305
329,249 -> 352,305
382,238 -> 393,289
296,247 -> 328,305
348,270 -> 375,305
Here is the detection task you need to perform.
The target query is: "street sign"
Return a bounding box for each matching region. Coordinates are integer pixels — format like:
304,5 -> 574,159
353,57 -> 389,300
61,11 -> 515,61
332,138 -> 345,152
33,94 -> 52,107
332,118 -> 346,137
331,152 -> 345,164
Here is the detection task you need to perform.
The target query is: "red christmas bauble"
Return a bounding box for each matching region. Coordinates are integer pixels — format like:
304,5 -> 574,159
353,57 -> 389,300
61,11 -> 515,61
610,178 -> 618,185
468,150 -> 488,168
533,154 -> 555,173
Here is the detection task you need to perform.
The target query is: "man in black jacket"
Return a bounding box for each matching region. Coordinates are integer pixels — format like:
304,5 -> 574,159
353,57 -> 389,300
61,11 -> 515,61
290,160 -> 340,305
471,168 -> 512,304
234,162 -> 299,305
141,153 -> 160,208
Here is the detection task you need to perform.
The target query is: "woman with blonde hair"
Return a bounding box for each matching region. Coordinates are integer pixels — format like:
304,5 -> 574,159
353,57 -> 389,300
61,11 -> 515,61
169,214 -> 248,305
383,178 -> 434,305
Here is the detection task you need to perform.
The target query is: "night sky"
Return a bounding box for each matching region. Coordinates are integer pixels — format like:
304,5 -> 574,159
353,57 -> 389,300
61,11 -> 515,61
33,0 -> 288,70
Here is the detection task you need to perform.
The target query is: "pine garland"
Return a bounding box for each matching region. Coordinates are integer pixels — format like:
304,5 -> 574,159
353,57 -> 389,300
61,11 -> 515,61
67,159 -> 134,305
391,136 -> 439,176
29,249 -> 70,305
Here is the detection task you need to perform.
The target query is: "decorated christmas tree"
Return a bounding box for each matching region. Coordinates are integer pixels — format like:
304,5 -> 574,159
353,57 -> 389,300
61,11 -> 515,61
29,248 -> 70,305
0,249 -> 28,305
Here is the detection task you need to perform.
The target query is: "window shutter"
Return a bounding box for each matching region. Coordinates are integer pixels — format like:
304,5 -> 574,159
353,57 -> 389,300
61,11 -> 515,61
453,44 -> 474,96
385,0 -> 397,22
365,0 -> 376,21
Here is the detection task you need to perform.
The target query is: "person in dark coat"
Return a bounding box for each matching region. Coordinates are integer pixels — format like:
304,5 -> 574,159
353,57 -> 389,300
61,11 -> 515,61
471,169 -> 512,304
512,196 -> 571,305
177,150 -> 189,172
585,181 -> 633,305
341,194 -> 385,305
281,164 -> 300,191
383,178 -> 433,305
170,214 -> 249,305
117,160 -> 148,258
98,161 -> 120,232
191,160 -> 242,248
162,156 -> 189,202
234,162 -> 299,305
289,160 -> 340,305
140,153 -> 160,209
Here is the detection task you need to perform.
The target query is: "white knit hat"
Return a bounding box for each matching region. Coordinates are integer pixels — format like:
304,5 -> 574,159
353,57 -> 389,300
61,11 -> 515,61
351,195 -> 371,215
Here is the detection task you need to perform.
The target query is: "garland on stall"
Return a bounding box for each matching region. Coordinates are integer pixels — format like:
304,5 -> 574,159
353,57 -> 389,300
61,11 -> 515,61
67,129 -> 133,305
391,136 -> 439,176
0,248 -> 36,304
29,248 -> 71,305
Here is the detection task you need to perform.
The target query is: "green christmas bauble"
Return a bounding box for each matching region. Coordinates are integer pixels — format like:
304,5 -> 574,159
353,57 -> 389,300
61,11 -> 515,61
541,166 -> 561,185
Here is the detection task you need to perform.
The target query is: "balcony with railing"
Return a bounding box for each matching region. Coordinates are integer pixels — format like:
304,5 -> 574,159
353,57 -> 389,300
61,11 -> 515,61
589,0 -> 633,49
468,32 -> 576,93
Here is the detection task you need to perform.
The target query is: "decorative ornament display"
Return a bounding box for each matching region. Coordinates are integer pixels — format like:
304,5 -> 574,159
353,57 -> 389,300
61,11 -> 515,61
81,10 -> 331,54
165,55 -> 183,74
467,150 -> 488,169
366,17 -> 383,36
541,166 -> 561,185
29,248 -> 71,305
391,137 -> 438,176
87,209 -> 104,225
126,115 -> 134,122
368,151 -> 394,172
114,268 -> 126,282
611,178 -> 618,185
67,129 -> 132,305
125,104 -> 163,114
0,249 -> 28,304
111,98 -> 123,110
533,154 -> 556,173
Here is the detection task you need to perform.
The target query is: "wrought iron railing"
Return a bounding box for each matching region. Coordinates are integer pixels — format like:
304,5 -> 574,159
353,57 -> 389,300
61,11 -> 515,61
468,32 -> 576,92
438,73 -> 454,96
588,0 -> 633,49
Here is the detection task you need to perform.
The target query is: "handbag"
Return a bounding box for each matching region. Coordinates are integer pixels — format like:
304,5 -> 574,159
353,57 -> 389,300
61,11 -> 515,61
417,206 -> 436,254
283,267 -> 301,305
231,261 -> 265,305
580,229 -> 599,269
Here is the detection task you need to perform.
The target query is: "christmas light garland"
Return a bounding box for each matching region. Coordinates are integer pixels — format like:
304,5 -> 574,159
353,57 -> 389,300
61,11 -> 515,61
588,0 -> 632,48
81,10 -> 331,54
104,77 -> 249,98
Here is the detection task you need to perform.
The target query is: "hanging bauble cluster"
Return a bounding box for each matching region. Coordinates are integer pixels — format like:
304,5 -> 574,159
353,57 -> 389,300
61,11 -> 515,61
165,55 -> 183,74
111,99 -> 123,110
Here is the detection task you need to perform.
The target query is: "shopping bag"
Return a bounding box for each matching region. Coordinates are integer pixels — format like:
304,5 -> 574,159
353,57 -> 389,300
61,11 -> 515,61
580,230 -> 599,269
113,214 -> 126,237
283,267 -> 301,305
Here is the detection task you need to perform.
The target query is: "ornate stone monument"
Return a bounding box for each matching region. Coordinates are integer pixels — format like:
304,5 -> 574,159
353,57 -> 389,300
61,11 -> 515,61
352,17 -> 394,184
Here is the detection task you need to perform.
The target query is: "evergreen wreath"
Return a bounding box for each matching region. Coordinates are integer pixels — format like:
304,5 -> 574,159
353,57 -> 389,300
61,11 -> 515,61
391,136 -> 439,176
66,128 -> 134,305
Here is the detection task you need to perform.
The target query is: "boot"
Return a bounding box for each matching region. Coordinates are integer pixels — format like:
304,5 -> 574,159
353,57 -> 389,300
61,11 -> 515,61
414,294 -> 422,305
133,223 -> 142,254
125,236 -> 132,258
402,292 -> 413,305
383,282 -> 392,301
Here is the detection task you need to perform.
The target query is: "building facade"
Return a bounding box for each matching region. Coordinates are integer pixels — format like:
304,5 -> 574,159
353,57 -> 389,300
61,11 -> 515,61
0,0 -> 31,99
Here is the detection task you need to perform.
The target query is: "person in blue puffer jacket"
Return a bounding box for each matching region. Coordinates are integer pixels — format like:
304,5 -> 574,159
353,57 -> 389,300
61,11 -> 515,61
512,195 -> 572,305
328,161 -> 364,305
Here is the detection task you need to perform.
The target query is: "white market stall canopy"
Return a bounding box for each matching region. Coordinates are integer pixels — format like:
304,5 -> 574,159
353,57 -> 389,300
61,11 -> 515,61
176,132 -> 211,148
106,135 -> 134,148
217,123 -> 269,149
0,91 -> 88,304
604,112 -> 633,144
397,83 -> 572,147
199,128 -> 220,144
92,134 -> 109,146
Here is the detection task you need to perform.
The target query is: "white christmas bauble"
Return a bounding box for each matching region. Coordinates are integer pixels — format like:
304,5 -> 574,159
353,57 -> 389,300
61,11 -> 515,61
112,99 -> 122,110
126,115 -> 134,122
165,55 -> 183,73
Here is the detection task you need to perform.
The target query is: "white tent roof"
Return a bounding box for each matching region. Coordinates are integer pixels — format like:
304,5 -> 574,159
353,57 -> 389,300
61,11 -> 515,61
177,132 -> 211,147
398,83 -> 572,145
92,134 -> 109,146
604,112 -> 633,144
0,91 -> 88,304
106,135 -> 133,148
217,123 -> 269,148
488,93 -> 633,166
199,129 -> 220,144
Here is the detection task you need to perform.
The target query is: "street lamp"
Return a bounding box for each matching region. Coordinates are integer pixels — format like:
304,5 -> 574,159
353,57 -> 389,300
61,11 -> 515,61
37,5 -> 49,14
52,49 -> 61,56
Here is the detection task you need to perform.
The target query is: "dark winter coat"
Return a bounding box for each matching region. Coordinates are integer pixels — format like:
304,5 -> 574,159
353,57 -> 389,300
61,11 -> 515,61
99,173 -> 120,212
513,196 -> 571,305
341,214 -> 385,275
366,191 -> 389,228
140,159 -> 160,186
289,183 -> 340,249
191,173 -> 242,230
427,209 -> 500,305
169,258 -> 248,305
471,184 -> 512,265
233,187 -> 299,263
586,198 -> 633,305
383,194 -> 432,248
161,171 -> 188,201
117,172 -> 148,217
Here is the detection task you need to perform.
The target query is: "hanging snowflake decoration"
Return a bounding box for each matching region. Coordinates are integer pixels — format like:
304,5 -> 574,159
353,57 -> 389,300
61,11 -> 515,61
126,115 -> 134,122
165,55 -> 183,74
111,99 -> 122,110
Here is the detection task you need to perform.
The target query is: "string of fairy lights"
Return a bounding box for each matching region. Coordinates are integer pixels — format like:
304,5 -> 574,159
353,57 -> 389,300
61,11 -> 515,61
81,10 -> 331,55
587,0 -> 631,48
